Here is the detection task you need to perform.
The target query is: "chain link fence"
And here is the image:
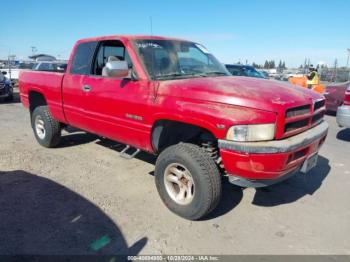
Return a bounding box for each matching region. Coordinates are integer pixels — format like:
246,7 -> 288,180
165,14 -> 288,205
319,68 -> 350,83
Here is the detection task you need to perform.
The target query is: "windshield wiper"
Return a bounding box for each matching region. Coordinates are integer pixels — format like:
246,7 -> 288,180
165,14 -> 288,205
204,71 -> 228,76
156,73 -> 206,80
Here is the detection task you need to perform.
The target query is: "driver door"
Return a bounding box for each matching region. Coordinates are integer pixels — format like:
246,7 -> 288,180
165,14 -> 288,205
79,40 -> 152,149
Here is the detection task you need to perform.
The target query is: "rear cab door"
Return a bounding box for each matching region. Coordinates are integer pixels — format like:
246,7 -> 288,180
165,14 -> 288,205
63,41 -> 98,129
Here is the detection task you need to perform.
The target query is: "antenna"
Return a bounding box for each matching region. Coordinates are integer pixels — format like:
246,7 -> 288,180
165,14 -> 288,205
150,16 -> 153,36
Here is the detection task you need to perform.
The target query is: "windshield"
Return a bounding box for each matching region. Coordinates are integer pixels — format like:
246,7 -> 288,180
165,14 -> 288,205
133,39 -> 229,80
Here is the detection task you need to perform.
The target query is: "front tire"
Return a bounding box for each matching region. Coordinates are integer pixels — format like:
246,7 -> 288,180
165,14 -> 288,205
155,143 -> 222,220
31,106 -> 61,148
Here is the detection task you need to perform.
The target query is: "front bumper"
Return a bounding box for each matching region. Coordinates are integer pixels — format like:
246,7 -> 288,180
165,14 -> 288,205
218,121 -> 329,187
336,105 -> 350,128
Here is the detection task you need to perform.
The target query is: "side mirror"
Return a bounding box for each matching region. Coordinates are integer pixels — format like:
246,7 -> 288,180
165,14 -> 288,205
105,61 -> 129,78
2,71 -> 7,75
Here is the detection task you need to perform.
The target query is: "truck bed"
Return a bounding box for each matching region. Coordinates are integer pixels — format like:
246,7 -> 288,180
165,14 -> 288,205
19,70 -> 67,123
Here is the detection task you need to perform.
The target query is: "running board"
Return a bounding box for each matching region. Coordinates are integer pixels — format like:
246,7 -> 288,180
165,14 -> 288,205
120,145 -> 140,159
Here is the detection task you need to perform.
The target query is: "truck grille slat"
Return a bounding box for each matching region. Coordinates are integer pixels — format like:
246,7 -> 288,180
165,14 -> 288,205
314,100 -> 325,112
283,99 -> 325,137
284,119 -> 309,133
312,112 -> 324,125
285,105 -> 310,118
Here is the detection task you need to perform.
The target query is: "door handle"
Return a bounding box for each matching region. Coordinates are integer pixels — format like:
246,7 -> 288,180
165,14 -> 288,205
82,84 -> 91,92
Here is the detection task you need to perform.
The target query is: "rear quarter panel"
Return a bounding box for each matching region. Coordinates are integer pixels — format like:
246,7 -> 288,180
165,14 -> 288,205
19,70 -> 66,123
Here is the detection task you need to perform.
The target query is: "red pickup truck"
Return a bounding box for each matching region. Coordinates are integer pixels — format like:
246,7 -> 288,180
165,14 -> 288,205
19,35 -> 328,220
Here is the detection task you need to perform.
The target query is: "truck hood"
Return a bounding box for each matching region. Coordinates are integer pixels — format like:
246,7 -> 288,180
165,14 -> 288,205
158,76 -> 323,113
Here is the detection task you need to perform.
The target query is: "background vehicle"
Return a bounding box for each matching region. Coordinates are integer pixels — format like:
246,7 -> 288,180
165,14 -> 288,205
19,62 -> 36,70
324,82 -> 350,113
225,64 -> 267,79
32,62 -> 67,72
19,35 -> 328,220
282,70 -> 304,80
336,84 -> 350,127
257,70 -> 269,79
0,71 -> 13,102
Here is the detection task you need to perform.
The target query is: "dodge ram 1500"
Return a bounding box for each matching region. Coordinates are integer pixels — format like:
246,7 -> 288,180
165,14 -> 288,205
19,35 -> 328,220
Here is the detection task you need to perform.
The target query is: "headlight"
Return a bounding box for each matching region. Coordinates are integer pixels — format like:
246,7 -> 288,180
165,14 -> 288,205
226,124 -> 275,142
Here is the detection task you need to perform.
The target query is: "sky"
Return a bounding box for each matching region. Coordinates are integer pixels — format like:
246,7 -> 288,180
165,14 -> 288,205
0,0 -> 349,67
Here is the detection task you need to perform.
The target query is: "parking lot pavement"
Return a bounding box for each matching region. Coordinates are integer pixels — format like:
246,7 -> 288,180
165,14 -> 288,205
0,92 -> 349,255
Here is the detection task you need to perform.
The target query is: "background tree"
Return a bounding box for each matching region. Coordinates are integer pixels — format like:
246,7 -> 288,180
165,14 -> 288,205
252,62 -> 259,68
278,60 -> 282,69
264,60 -> 269,69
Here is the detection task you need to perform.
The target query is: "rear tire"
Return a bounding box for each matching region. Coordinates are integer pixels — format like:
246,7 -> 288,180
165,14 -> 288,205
155,143 -> 222,220
31,106 -> 61,148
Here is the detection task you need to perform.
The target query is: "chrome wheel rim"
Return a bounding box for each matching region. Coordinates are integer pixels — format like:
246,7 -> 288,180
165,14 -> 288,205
164,163 -> 195,205
35,115 -> 46,139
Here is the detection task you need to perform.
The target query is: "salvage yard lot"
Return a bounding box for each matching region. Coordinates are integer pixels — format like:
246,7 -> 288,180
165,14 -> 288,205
0,91 -> 349,255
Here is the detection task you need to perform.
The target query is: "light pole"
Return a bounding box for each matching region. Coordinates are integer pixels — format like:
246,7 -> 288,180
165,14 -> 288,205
8,55 -> 16,80
30,46 -> 37,57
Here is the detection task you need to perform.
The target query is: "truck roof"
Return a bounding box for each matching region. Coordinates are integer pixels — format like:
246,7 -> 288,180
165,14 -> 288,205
77,35 -> 191,44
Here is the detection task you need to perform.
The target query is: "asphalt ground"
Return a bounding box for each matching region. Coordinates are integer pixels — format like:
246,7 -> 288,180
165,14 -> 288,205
0,90 -> 349,255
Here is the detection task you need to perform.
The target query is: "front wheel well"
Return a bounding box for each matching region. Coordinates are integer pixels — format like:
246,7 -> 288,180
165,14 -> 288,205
151,120 -> 217,154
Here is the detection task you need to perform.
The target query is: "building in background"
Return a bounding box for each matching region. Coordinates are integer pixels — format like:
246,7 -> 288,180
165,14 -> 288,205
28,54 -> 56,62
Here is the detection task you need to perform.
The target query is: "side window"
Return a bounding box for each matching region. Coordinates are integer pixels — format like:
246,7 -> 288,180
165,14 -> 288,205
70,41 -> 98,75
92,40 -> 132,76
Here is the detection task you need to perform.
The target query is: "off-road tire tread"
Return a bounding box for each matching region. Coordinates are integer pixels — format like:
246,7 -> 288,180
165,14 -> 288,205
155,143 -> 222,220
32,106 -> 61,147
